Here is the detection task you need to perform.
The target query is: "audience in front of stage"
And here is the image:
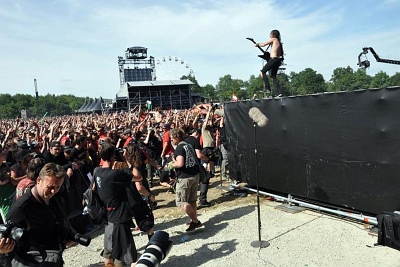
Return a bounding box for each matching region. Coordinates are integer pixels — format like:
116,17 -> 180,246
0,103 -> 227,264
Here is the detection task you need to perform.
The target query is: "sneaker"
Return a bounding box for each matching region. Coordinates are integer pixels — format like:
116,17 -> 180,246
263,88 -> 271,94
198,201 -> 212,208
186,220 -> 202,232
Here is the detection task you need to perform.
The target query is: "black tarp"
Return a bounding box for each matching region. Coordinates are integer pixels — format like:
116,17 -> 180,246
88,97 -> 103,112
83,98 -> 96,113
225,87 -> 400,215
80,99 -> 93,113
77,98 -> 88,113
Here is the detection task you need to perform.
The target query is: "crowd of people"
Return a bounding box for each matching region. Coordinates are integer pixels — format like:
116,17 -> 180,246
0,103 -> 228,266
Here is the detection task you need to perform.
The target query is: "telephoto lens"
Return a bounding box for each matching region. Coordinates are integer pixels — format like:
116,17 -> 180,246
73,233 -> 91,247
136,231 -> 173,267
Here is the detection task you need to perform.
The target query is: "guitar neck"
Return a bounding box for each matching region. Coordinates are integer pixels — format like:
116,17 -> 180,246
246,38 -> 269,54
257,46 -> 266,54
247,38 -> 271,61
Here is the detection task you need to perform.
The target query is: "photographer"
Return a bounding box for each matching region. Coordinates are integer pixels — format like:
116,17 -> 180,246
6,163 -> 81,267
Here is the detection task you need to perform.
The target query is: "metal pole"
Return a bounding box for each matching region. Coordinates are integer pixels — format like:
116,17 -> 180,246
234,184 -> 378,225
34,79 -> 39,116
250,122 -> 270,248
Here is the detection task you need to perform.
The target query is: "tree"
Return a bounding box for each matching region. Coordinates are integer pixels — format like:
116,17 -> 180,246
388,72 -> 400,87
329,66 -> 356,92
182,74 -> 201,93
371,71 -> 391,88
0,94 -> 16,119
215,75 -> 246,102
277,73 -> 291,96
352,69 -> 373,90
246,75 -> 264,98
201,84 -> 217,102
289,68 -> 326,95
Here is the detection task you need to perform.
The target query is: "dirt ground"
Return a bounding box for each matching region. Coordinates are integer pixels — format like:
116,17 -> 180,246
149,167 -> 258,221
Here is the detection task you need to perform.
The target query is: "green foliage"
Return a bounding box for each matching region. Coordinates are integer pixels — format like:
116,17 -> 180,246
370,71 -> 391,88
1,66 -> 399,119
289,68 -> 326,95
214,75 -> 247,102
389,72 -> 400,86
182,74 -> 201,93
0,93 -> 85,119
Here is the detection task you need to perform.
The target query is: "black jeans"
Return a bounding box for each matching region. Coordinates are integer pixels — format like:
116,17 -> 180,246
261,58 -> 282,95
199,174 -> 211,204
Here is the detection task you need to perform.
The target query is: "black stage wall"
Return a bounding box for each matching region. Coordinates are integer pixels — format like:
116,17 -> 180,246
225,87 -> 400,215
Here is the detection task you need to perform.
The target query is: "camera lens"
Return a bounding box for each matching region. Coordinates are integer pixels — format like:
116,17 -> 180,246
74,233 -> 91,247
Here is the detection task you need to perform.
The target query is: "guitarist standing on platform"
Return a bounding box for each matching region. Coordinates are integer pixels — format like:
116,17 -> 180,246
256,29 -> 283,97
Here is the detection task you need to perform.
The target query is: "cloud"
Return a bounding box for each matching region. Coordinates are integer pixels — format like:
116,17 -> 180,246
0,0 -> 399,98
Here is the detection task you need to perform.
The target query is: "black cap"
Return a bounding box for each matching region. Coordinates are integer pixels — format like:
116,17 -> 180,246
17,140 -> 29,149
190,128 -> 201,135
50,141 -> 61,148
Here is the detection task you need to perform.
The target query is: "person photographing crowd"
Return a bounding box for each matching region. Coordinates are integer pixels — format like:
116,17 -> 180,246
6,162 -> 86,267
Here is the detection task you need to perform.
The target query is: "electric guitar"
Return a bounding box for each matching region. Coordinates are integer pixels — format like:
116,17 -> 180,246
246,37 -> 271,61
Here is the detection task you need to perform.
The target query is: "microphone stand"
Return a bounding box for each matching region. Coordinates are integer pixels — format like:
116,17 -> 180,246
250,121 -> 270,248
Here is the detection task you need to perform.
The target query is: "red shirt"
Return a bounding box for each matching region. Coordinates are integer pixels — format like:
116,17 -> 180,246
162,130 -> 174,156
15,178 -> 36,201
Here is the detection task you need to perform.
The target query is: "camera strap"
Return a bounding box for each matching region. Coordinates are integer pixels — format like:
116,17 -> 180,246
34,186 -> 64,252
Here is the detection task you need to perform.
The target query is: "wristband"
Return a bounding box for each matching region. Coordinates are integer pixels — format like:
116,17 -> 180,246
168,162 -> 174,171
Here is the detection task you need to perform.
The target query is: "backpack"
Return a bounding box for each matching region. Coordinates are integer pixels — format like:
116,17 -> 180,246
82,168 -> 106,220
375,211 -> 400,251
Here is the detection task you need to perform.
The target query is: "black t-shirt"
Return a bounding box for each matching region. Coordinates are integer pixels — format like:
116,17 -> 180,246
94,167 -> 132,223
43,150 -> 71,170
184,136 -> 202,159
173,142 -> 199,178
7,190 -> 67,252
70,147 -> 86,162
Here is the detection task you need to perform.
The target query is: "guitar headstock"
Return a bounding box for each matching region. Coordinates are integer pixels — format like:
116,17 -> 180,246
246,37 -> 256,44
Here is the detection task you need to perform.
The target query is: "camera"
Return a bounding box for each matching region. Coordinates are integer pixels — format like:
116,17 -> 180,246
71,233 -> 91,247
0,221 -> 29,242
135,231 -> 172,267
114,148 -> 124,162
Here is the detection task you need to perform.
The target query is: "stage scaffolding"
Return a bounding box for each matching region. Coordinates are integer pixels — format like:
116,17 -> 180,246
111,46 -> 195,111
116,80 -> 194,111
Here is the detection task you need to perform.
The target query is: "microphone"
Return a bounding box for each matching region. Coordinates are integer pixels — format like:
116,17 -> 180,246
249,107 -> 269,127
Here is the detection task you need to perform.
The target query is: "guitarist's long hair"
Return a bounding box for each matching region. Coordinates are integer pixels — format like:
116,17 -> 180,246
271,29 -> 284,58
270,29 -> 281,41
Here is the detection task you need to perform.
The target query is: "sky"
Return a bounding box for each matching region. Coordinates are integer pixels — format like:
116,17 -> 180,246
1,0 -> 400,99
